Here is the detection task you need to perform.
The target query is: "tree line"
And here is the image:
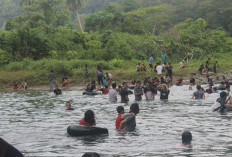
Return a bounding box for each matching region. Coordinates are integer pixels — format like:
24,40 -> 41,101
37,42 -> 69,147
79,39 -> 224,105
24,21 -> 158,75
0,0 -> 231,66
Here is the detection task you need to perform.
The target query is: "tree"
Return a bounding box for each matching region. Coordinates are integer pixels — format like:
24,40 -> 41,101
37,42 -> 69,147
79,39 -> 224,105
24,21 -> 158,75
66,0 -> 88,32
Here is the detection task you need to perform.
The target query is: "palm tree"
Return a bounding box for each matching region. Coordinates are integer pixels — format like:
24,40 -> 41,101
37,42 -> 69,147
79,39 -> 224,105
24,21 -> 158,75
66,0 -> 88,32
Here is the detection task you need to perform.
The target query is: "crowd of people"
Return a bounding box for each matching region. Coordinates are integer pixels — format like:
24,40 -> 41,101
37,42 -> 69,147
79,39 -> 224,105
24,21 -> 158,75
8,53 -> 231,156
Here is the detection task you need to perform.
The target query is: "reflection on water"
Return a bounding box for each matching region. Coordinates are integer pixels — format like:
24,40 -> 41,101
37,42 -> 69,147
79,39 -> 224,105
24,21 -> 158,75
0,85 -> 231,156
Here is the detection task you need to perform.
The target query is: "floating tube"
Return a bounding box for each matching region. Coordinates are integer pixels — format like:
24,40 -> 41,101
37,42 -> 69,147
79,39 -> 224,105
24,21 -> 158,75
83,92 -> 99,96
67,125 -> 108,136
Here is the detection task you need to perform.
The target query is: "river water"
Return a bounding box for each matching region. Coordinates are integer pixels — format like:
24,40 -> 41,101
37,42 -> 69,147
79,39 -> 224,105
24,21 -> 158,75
0,85 -> 232,157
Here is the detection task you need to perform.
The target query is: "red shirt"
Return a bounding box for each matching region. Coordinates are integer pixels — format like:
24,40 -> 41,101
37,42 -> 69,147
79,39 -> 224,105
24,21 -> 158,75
79,119 -> 94,126
102,88 -> 109,94
115,114 -> 122,130
178,78 -> 183,83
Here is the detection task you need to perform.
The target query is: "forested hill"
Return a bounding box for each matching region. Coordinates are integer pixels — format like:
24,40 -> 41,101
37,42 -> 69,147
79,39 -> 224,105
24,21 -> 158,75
0,0 -> 232,67
1,0 -> 232,35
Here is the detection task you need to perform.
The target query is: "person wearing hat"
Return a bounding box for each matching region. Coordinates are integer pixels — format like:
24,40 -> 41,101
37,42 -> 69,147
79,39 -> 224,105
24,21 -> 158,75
120,103 -> 140,131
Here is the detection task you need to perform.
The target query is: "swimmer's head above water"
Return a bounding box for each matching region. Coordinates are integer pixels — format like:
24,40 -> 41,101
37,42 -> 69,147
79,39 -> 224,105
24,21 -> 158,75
182,131 -> 192,145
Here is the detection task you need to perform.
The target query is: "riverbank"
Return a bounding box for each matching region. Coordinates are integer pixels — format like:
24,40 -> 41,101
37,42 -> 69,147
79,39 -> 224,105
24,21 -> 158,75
1,67 -> 232,92
1,53 -> 232,91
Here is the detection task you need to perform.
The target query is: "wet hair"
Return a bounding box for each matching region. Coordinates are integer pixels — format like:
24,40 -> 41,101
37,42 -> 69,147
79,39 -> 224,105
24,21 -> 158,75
84,110 -> 95,125
196,85 -> 201,90
82,152 -> 100,157
112,83 -> 116,89
220,91 -> 227,99
130,103 -> 139,114
116,106 -> 124,114
105,85 -> 108,89
182,131 -> 192,145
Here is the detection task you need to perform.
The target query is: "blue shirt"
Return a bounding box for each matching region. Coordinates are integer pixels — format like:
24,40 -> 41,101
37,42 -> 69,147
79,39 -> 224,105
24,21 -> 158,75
162,54 -> 167,61
149,57 -> 154,65
103,79 -> 106,87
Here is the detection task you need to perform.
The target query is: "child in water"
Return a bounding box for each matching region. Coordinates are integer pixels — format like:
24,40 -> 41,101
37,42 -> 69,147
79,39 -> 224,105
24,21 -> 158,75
115,106 -> 134,131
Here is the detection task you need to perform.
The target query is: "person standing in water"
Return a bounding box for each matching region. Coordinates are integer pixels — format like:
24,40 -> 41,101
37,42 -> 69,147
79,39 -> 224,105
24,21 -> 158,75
120,82 -> 129,103
49,70 -> 54,91
115,106 -> 134,131
120,103 -> 140,132
144,82 -> 156,101
192,85 -> 205,99
134,81 -> 143,101
158,84 -> 170,100
109,83 -> 117,103
210,91 -> 231,112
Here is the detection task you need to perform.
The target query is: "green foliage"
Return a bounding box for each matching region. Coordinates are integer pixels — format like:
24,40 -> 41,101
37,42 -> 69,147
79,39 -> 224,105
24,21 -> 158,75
0,0 -> 232,72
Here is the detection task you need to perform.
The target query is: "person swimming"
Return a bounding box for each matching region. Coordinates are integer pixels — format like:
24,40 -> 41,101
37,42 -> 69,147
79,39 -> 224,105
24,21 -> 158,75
82,152 -> 100,157
182,131 -> 192,148
66,102 -> 74,110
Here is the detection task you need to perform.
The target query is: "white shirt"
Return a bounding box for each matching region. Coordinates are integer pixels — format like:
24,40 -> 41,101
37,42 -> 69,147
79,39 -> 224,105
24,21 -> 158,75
179,61 -> 184,68
156,65 -> 163,75
105,73 -> 113,79
109,89 -> 117,102
210,101 -> 221,112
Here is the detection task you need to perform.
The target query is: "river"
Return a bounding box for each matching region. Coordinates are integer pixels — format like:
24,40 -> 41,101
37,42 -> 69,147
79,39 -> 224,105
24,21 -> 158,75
0,85 -> 232,157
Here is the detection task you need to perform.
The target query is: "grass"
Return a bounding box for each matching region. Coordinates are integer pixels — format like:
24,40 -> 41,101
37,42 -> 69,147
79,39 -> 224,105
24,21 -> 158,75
0,52 -> 232,90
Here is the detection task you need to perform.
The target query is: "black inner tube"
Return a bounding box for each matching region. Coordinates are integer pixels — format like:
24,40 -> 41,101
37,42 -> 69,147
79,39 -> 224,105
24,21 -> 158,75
67,125 -> 108,136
